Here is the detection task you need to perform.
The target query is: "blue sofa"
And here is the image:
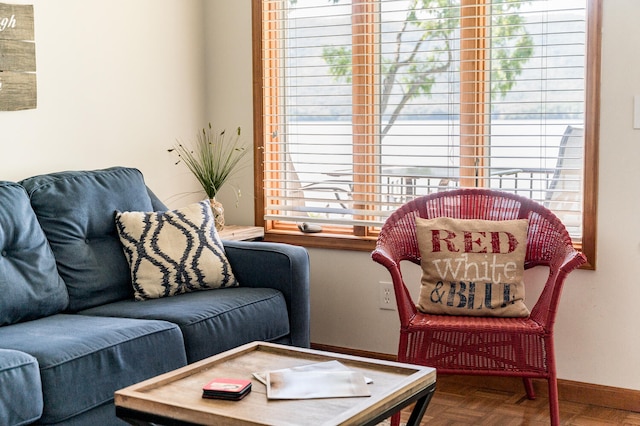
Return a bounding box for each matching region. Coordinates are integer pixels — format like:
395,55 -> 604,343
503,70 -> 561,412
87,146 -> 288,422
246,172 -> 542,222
0,167 -> 310,425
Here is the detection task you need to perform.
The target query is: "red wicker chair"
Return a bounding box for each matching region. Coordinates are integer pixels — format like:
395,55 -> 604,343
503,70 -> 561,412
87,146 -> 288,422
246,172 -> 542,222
372,188 -> 586,426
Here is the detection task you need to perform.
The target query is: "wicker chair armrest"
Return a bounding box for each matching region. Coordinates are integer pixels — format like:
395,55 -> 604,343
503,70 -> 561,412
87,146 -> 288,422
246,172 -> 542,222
372,246 -> 419,326
529,240 -> 587,326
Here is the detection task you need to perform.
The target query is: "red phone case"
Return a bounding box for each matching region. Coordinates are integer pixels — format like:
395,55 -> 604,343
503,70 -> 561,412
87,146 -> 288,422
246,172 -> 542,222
202,378 -> 252,401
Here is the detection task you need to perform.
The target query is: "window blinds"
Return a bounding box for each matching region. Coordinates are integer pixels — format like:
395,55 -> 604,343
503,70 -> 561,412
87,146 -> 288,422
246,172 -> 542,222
260,0 -> 588,240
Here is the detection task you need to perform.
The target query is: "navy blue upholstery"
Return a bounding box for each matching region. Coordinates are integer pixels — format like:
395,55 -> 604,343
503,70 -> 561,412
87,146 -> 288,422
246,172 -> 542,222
0,314 -> 186,424
0,182 -> 68,326
80,287 -> 290,363
46,401 -> 128,426
0,349 -> 43,426
224,241 -> 311,348
19,168 -> 158,312
0,167 -> 310,425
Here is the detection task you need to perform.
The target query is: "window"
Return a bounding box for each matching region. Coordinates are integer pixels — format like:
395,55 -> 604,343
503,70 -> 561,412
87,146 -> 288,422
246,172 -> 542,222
253,0 -> 600,268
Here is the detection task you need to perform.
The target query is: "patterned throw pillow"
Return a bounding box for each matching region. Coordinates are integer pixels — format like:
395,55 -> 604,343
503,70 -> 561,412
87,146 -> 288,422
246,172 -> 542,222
115,200 -> 238,300
416,217 -> 530,317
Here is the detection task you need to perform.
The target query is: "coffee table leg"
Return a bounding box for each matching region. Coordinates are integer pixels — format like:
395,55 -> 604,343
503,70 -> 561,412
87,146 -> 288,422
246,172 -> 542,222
405,383 -> 436,426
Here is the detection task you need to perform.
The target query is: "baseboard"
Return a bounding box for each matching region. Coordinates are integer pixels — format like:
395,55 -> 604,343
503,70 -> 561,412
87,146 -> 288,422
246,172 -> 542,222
311,343 -> 640,413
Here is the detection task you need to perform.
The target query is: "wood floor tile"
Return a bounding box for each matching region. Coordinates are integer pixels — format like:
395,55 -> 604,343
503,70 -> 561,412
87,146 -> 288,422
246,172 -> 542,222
394,377 -> 640,425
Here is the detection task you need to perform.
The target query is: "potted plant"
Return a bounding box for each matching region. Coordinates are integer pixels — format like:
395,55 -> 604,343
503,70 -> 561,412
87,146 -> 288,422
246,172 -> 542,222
169,123 -> 249,230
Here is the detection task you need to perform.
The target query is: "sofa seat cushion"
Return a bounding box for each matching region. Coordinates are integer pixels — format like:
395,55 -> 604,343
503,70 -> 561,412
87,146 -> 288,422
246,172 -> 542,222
0,182 -> 68,326
0,314 -> 187,424
19,167 -> 165,312
79,287 -> 290,363
0,349 -> 43,426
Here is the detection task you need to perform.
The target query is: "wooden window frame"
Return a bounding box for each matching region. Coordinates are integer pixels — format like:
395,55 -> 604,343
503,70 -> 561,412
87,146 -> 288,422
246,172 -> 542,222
252,0 -> 601,269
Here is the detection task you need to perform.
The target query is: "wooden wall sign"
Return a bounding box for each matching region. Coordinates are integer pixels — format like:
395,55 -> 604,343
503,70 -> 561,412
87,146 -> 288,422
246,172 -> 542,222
0,3 -> 36,111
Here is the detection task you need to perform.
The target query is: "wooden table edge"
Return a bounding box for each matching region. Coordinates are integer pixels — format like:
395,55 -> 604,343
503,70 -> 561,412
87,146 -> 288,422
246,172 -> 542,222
115,341 -> 437,426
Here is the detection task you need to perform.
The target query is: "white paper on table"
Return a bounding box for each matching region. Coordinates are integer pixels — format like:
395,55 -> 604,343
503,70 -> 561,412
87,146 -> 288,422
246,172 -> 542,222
266,369 -> 371,400
252,360 -> 373,386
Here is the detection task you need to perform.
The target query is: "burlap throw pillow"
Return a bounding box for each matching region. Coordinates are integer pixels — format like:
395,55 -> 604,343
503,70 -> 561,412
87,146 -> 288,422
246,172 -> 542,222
416,217 -> 530,317
115,200 -> 238,300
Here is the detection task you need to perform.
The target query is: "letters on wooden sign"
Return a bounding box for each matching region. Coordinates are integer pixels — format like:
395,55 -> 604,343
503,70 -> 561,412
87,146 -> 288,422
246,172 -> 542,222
0,14 -> 16,32
0,3 -> 34,41
0,3 -> 36,111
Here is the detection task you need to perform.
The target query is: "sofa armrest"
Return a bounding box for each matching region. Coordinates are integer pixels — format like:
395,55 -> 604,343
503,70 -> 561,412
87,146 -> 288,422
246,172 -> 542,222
147,186 -> 168,211
222,240 -> 310,348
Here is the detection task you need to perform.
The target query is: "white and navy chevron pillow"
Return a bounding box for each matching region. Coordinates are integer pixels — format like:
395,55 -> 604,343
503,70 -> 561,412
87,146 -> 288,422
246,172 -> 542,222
115,200 -> 238,300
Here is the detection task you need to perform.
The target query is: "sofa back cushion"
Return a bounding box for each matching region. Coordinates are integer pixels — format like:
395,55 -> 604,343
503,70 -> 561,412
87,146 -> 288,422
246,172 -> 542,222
20,167 -> 165,311
0,182 -> 68,325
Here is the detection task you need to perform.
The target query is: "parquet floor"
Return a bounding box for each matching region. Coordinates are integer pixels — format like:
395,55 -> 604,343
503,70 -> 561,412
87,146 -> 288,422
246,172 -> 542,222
396,377 -> 640,425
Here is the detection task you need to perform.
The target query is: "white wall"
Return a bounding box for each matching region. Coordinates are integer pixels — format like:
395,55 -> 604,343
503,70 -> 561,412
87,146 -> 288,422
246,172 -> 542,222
206,0 -> 640,392
202,1 -> 255,224
0,0 -> 207,207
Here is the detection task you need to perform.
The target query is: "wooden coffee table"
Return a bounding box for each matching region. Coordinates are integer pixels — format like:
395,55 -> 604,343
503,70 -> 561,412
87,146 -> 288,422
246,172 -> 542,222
115,341 -> 436,426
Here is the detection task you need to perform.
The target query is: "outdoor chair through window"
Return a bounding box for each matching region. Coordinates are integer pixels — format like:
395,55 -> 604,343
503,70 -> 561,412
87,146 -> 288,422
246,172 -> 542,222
545,125 -> 584,236
372,189 -> 586,426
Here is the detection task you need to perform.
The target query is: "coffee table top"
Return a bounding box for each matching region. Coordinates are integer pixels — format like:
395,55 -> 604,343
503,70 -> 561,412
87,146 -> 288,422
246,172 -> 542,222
115,341 -> 436,426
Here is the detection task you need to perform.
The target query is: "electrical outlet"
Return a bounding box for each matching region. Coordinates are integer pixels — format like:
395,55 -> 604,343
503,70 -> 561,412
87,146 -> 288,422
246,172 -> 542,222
378,281 -> 396,310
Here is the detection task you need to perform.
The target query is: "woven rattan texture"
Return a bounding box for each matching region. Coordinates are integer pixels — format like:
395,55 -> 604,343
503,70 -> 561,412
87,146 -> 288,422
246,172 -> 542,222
372,189 -> 586,426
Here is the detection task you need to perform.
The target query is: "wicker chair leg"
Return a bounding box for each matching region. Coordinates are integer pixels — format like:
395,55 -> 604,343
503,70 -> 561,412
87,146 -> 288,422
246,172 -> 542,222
523,377 -> 536,399
548,376 -> 560,426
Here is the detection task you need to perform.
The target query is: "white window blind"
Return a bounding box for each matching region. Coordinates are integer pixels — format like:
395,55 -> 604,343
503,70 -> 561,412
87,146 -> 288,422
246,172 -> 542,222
259,0 -> 592,242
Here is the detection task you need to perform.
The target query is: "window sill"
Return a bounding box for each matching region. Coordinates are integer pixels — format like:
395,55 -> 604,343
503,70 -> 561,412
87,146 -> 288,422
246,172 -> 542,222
263,230 -> 376,252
